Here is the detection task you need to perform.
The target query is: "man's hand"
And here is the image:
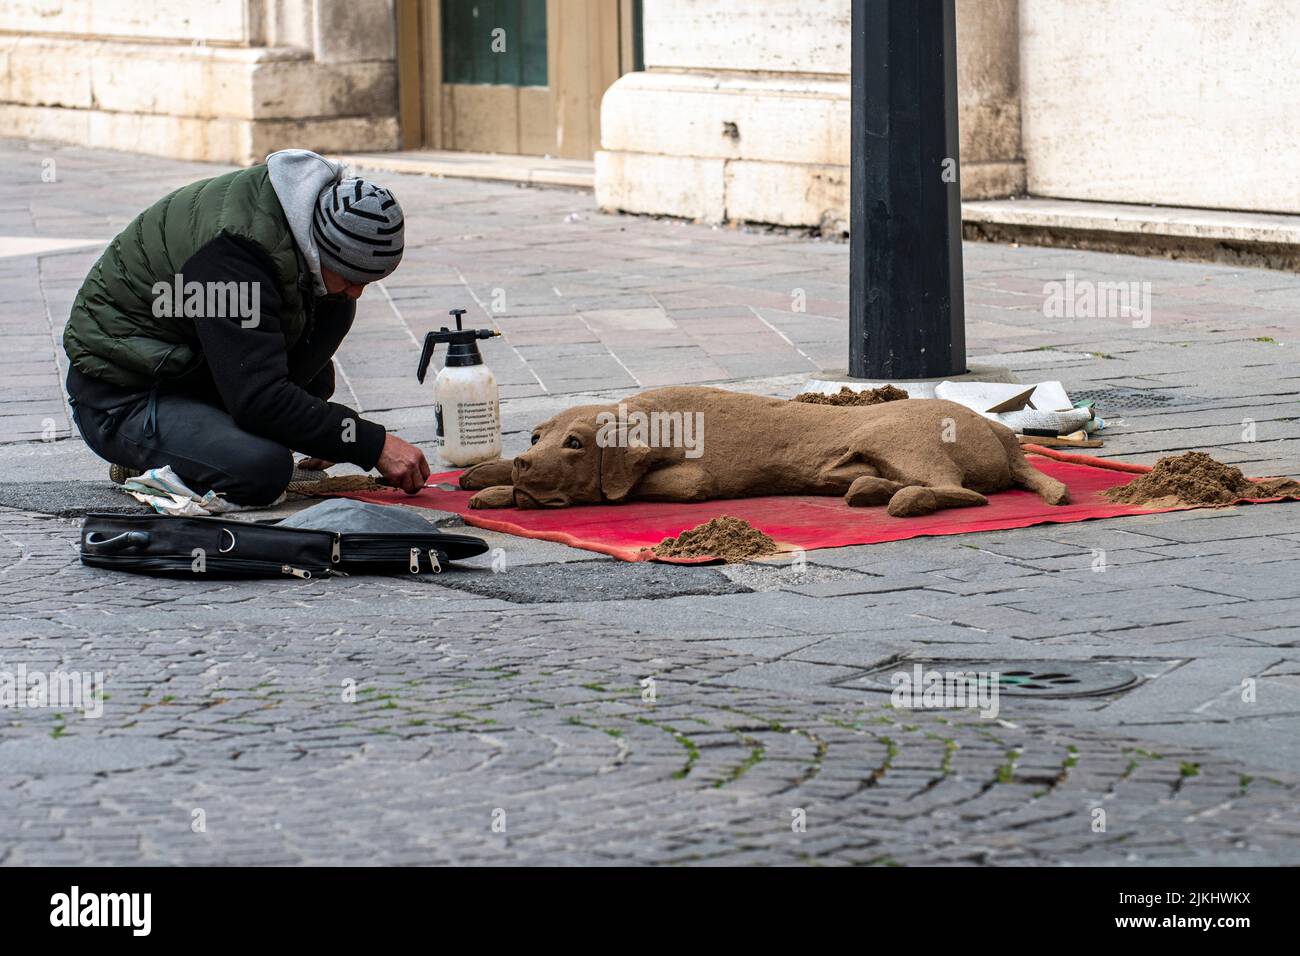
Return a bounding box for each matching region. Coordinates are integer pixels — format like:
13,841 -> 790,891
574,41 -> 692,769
376,434 -> 431,494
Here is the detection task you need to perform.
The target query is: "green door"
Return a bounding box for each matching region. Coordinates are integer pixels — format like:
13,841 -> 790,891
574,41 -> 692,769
400,0 -> 639,159
441,0 -> 548,87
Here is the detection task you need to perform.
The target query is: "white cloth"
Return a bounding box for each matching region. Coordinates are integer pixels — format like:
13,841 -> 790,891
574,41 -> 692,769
121,466 -> 281,516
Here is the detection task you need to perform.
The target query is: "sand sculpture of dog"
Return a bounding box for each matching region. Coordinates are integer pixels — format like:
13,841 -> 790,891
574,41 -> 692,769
460,386 -> 1069,518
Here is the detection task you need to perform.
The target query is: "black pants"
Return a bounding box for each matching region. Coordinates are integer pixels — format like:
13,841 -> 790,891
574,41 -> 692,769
70,379 -> 293,506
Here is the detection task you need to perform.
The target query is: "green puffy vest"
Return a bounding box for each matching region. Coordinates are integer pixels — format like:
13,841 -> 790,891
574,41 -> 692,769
64,165 -> 307,390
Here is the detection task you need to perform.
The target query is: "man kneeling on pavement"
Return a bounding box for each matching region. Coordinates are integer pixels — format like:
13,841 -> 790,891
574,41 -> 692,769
62,149 -> 430,505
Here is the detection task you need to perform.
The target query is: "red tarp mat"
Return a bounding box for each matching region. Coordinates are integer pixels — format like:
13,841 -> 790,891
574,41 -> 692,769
339,447 -> 1298,563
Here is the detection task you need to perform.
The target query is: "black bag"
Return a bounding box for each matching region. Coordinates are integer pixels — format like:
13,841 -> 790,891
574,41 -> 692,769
79,512 -> 489,579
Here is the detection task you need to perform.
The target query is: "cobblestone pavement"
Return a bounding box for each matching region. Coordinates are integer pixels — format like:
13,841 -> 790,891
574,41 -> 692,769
2,140 -> 1299,865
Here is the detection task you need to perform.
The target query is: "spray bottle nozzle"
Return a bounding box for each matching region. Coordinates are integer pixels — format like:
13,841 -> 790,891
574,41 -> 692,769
417,308 -> 501,383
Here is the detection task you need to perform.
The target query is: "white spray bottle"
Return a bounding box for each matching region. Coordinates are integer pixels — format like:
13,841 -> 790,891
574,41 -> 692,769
416,308 -> 502,467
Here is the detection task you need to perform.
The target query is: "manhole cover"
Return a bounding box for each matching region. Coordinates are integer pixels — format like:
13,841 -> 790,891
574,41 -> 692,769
1071,387 -> 1203,410
841,660 -> 1144,699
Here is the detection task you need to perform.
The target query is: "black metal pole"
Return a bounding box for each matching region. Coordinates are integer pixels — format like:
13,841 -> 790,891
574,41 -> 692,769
850,0 -> 966,379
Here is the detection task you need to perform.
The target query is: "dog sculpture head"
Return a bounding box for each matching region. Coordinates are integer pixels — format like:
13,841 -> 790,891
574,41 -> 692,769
510,404 -> 659,509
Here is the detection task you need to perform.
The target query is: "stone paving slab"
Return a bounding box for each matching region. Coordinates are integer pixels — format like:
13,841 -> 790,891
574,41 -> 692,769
1,140 -> 1299,865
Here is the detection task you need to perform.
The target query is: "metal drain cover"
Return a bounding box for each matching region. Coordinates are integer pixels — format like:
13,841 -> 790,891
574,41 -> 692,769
842,660 -> 1144,699
1072,387 -> 1204,410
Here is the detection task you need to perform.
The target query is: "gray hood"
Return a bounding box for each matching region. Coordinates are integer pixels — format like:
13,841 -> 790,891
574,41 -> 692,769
265,149 -> 345,296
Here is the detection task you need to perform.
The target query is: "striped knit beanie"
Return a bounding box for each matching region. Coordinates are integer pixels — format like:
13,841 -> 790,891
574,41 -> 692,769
312,178 -> 405,284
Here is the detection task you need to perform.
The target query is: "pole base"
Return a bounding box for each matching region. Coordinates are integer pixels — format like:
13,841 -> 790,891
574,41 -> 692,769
804,364 -> 1017,400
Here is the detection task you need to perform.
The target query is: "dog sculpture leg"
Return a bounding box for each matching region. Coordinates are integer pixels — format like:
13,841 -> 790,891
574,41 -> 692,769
869,449 -> 990,517
633,464 -> 714,502
840,432 -> 991,516
468,485 -> 516,509
886,485 -> 988,517
845,473 -> 987,516
992,425 -> 1070,505
844,475 -> 908,507
459,459 -> 516,490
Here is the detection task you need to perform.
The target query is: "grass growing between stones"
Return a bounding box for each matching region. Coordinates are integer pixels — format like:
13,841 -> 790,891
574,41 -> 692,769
635,716 -> 699,779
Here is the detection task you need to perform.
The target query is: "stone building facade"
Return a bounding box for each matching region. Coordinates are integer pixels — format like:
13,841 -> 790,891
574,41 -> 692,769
0,0 -> 399,164
3,1 -> 1296,222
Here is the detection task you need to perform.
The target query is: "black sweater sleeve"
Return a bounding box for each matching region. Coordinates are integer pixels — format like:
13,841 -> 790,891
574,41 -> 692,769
179,233 -> 387,469
304,361 -> 336,401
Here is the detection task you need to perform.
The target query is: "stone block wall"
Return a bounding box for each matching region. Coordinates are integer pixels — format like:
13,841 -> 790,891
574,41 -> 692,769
0,0 -> 400,164
596,0 -> 1025,228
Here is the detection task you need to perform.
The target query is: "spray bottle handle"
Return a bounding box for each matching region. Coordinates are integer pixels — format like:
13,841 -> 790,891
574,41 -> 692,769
417,331 -> 438,384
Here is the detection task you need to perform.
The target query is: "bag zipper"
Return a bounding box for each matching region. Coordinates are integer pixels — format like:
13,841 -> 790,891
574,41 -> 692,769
409,547 -> 420,574
81,554 -> 332,578
339,534 -> 463,562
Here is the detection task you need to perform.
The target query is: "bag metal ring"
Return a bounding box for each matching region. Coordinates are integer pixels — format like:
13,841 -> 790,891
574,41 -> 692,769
219,528 -> 237,553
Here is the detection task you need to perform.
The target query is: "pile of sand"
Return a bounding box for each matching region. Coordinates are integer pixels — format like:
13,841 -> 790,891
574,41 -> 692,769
650,515 -> 778,562
1104,451 -> 1300,508
792,385 -> 909,406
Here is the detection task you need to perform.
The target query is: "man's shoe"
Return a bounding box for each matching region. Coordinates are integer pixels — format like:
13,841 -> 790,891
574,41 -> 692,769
108,464 -> 142,485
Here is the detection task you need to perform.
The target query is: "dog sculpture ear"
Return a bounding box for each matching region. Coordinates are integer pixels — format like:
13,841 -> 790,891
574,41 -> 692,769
599,433 -> 656,503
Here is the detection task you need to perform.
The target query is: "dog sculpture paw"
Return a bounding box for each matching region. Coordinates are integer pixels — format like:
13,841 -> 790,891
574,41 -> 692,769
468,485 -> 516,509
460,459 -> 515,490
886,485 -> 989,517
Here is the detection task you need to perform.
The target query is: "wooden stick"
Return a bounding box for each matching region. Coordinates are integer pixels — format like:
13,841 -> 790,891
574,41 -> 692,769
1018,434 -> 1104,449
